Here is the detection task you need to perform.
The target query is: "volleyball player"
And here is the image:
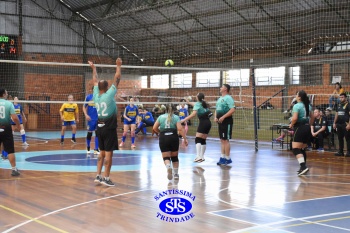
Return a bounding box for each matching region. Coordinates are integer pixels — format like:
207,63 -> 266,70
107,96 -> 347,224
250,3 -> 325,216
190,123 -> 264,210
135,108 -> 155,135
59,94 -> 79,144
0,89 -> 20,176
153,104 -> 188,180
178,99 -> 189,139
89,58 -> 122,187
214,84 -> 236,166
119,98 -> 139,148
11,97 -> 29,146
181,93 -> 212,162
83,86 -> 99,156
289,90 -> 314,176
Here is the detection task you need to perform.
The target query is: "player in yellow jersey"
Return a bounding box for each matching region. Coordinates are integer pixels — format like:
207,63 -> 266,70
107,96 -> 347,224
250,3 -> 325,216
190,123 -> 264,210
59,94 -> 79,144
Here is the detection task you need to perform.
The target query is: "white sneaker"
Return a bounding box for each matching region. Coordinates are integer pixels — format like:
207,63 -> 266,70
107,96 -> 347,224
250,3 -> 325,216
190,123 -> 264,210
22,142 -> 29,146
167,167 -> 173,180
194,157 -> 202,162
283,110 -> 288,114
119,142 -> 124,147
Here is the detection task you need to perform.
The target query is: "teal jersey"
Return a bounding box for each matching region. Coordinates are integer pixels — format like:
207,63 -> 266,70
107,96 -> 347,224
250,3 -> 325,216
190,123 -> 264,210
193,102 -> 210,118
156,113 -> 180,131
292,102 -> 312,124
0,99 -> 16,127
215,95 -> 235,117
93,85 -> 117,129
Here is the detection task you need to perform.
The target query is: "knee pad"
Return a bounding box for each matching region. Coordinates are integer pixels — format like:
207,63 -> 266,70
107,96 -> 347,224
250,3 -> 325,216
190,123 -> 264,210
292,148 -> 302,156
195,137 -> 201,144
171,156 -> 179,162
87,132 -> 93,140
20,129 -> 25,135
163,157 -> 171,161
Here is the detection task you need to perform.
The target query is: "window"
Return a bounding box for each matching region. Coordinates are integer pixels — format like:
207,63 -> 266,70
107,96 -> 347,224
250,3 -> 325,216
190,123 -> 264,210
255,67 -> 285,86
289,66 -> 300,85
224,69 -> 250,86
141,76 -> 148,88
150,74 -> 169,88
196,71 -> 220,87
171,73 -> 192,88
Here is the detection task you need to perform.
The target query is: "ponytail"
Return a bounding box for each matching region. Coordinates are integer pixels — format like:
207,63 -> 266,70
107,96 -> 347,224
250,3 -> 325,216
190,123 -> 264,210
298,90 -> 310,116
197,93 -> 209,109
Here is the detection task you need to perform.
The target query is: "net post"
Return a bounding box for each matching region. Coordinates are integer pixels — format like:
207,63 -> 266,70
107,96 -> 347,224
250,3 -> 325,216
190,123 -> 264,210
251,59 -> 258,152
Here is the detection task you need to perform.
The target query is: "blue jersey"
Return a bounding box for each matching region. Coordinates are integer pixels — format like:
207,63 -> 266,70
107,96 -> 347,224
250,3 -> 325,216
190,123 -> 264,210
84,94 -> 98,121
11,104 -> 23,124
124,105 -> 139,121
178,108 -> 188,121
142,112 -> 155,124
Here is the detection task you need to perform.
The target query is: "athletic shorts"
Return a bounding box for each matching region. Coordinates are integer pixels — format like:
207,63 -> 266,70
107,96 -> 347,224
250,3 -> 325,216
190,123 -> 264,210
87,119 -> 98,131
0,126 -> 15,154
11,119 -> 23,125
159,132 -> 179,152
96,127 -> 118,151
197,118 -> 211,134
218,116 -> 233,140
293,124 -> 311,144
123,119 -> 137,125
62,121 -> 76,126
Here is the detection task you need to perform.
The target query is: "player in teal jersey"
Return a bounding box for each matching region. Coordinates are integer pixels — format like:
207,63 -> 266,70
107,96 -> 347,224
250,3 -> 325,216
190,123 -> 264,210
214,84 -> 236,166
153,104 -> 188,180
89,58 -> 122,187
0,89 -> 21,176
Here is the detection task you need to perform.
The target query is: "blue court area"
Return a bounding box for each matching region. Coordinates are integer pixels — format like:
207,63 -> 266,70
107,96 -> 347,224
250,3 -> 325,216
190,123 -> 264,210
213,195 -> 350,233
0,150 -> 195,172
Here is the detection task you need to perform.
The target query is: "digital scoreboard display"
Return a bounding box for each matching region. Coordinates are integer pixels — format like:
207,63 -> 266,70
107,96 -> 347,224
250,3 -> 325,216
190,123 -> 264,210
0,35 -> 19,60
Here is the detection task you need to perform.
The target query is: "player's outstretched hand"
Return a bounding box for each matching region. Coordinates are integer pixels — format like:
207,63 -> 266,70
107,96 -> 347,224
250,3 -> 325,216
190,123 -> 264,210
88,61 -> 95,70
116,58 -> 122,66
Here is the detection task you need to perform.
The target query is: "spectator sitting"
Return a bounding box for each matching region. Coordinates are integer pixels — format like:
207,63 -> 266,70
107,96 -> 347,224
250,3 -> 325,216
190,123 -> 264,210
327,82 -> 344,110
311,108 -> 328,152
325,108 -> 335,147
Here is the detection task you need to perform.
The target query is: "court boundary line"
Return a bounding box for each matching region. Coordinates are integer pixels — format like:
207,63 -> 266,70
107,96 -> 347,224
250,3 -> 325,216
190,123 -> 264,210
2,189 -> 149,233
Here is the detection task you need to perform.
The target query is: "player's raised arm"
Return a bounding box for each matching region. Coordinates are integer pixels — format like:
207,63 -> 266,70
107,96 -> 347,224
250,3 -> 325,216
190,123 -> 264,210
88,61 -> 98,86
114,58 -> 122,87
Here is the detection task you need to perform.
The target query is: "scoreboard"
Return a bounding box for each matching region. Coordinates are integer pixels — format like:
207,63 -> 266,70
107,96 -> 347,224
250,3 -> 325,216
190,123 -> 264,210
0,35 -> 19,60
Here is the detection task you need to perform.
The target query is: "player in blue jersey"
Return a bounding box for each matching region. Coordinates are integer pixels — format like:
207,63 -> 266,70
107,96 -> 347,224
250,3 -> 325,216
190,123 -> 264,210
89,58 -> 122,187
83,86 -> 99,156
178,99 -> 189,140
0,89 -> 21,176
135,108 -> 155,135
11,97 -> 29,146
120,98 -> 139,148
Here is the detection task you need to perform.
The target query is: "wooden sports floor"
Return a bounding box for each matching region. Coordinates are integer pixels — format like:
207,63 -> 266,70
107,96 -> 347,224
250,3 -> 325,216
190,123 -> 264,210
1,131 -> 350,233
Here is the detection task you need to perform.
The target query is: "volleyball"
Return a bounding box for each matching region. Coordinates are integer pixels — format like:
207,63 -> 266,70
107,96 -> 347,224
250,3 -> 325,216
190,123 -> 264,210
165,59 -> 174,67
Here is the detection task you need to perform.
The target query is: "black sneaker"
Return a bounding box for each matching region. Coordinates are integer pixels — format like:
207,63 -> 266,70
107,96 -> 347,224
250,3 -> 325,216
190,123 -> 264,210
11,169 -> 20,176
101,178 -> 115,187
334,151 -> 344,156
297,167 -> 309,176
94,175 -> 102,183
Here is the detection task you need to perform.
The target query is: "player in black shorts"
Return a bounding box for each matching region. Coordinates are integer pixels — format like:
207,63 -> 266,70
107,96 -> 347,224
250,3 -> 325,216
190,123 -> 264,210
153,104 -> 188,180
214,84 -> 236,166
89,58 -> 122,187
0,89 -> 21,176
181,93 -> 212,162
289,90 -> 314,176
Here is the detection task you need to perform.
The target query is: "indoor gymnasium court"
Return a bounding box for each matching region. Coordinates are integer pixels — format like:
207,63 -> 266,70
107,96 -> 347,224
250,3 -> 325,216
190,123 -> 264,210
1,0 -> 350,232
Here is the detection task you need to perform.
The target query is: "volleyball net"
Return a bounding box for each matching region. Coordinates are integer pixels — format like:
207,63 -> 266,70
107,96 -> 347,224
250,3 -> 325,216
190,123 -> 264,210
0,58 -> 349,147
